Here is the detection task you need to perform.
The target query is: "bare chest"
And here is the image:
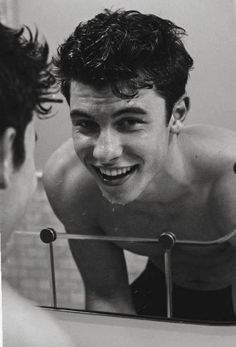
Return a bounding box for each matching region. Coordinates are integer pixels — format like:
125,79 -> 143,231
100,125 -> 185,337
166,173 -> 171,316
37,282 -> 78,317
98,196 -> 236,289
99,194 -> 218,257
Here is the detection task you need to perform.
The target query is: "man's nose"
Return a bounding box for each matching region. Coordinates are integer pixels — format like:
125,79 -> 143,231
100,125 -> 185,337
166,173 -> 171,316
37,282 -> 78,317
93,130 -> 122,163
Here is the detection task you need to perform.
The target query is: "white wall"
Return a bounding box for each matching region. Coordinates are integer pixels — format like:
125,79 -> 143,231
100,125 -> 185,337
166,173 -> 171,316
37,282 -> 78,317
17,0 -> 236,168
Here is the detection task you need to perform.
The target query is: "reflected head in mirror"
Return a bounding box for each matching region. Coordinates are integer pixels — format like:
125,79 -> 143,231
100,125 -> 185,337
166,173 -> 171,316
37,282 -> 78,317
54,9 -> 193,124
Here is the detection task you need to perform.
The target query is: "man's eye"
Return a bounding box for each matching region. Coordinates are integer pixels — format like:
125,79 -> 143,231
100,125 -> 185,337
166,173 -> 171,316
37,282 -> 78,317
73,120 -> 98,133
116,118 -> 145,131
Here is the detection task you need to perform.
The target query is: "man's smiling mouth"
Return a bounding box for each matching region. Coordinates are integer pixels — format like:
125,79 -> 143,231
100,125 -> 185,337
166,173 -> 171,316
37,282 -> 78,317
92,165 -> 138,185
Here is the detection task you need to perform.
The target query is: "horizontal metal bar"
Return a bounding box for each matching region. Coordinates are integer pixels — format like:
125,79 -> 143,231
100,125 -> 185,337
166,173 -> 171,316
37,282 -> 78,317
15,227 -> 236,246
175,227 -> 236,246
15,230 -> 159,243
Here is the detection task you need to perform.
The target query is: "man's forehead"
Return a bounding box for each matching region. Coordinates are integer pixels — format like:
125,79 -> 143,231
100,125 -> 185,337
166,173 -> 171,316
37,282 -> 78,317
70,80 -> 124,104
70,80 -> 162,110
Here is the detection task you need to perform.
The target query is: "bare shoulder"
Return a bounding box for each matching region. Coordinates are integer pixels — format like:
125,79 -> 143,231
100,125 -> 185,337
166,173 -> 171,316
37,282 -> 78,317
185,123 -> 236,142
43,139 -> 101,225
183,124 -> 236,177
185,125 -> 236,239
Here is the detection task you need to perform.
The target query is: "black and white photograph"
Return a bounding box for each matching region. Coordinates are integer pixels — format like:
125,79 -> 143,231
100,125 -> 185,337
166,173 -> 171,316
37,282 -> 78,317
1,0 -> 236,346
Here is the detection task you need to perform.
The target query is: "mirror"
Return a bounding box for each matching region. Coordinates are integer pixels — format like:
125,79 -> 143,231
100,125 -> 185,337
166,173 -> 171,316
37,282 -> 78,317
2,0 -> 236,325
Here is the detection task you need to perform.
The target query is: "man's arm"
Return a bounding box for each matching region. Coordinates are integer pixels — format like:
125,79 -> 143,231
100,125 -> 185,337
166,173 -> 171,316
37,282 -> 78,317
67,225 -> 136,315
43,146 -> 136,315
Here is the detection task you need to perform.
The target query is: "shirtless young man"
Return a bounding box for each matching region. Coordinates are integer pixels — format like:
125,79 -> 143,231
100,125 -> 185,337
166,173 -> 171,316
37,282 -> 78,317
44,9 -> 236,322
0,23 -> 76,346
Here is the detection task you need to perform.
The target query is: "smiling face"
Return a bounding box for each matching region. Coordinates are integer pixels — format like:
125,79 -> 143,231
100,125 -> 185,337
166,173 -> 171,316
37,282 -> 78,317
70,81 -> 171,205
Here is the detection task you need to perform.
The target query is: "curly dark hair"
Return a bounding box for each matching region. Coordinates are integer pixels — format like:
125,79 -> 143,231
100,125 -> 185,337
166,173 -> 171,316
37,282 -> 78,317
0,23 -> 56,168
54,9 -> 193,121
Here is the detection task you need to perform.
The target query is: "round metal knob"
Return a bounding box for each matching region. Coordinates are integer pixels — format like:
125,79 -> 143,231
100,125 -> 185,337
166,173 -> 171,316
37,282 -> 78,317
40,228 -> 57,244
159,232 -> 176,250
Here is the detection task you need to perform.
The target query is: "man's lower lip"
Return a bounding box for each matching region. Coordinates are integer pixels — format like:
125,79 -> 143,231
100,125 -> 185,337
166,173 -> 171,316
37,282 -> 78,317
93,166 -> 138,186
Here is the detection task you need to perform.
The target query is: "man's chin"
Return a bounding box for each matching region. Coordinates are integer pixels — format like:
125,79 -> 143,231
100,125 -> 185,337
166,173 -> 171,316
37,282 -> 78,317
100,186 -> 141,206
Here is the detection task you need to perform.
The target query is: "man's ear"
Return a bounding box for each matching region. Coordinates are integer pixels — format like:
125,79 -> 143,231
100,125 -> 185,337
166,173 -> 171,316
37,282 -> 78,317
169,95 -> 190,135
0,128 -> 16,189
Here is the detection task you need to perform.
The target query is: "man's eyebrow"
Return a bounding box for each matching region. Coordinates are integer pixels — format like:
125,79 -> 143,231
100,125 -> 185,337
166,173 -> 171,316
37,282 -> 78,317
112,107 -> 147,118
70,107 -> 147,119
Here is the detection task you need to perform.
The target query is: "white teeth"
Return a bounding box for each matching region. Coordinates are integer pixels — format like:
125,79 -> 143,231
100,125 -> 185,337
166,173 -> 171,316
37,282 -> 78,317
122,167 -> 129,174
98,166 -> 133,177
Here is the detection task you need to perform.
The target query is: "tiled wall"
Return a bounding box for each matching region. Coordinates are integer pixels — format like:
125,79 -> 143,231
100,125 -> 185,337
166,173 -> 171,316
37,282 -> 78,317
2,179 -> 85,309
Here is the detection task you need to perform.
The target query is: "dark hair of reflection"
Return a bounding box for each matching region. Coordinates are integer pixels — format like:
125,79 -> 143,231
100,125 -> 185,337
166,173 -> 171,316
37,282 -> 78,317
54,9 -> 193,122
0,23 -> 56,168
